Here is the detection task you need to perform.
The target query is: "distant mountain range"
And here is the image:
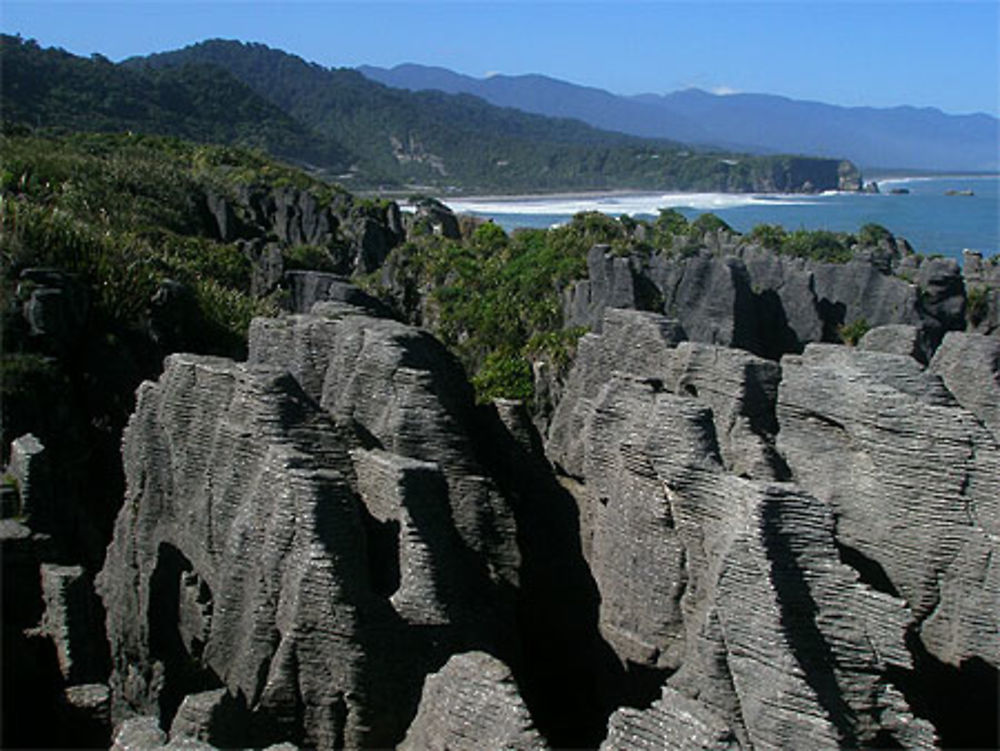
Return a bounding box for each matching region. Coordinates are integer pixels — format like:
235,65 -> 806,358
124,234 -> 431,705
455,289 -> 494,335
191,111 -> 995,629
0,36 -> 858,194
359,63 -> 1000,173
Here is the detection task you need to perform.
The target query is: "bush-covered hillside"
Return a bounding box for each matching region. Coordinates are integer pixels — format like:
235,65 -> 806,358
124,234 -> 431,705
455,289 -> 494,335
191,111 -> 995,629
1,35 -> 858,194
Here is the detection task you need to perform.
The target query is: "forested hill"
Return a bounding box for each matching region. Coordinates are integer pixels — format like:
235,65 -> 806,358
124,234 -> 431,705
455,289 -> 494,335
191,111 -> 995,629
0,35 -> 352,171
1,35 -> 859,194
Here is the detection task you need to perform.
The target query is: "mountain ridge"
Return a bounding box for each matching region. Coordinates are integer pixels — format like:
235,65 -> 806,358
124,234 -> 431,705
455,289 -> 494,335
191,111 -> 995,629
360,62 -> 1000,172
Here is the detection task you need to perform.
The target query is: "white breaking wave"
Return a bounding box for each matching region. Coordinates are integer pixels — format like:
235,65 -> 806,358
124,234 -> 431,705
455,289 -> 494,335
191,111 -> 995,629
446,191 -> 822,217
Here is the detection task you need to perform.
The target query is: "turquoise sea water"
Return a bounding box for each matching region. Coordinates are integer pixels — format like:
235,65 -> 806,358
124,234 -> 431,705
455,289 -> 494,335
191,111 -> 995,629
445,175 -> 999,262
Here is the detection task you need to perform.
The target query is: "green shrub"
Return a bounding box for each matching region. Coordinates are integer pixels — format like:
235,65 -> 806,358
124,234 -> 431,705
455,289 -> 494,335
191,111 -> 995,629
471,350 -> 534,403
283,244 -> 337,272
838,317 -> 870,346
857,223 -> 892,248
967,285 -> 990,326
747,223 -> 787,251
780,229 -> 854,263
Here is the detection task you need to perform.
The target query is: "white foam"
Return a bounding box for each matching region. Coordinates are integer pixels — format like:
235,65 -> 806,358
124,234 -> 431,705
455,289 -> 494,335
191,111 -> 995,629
446,191 -> 822,217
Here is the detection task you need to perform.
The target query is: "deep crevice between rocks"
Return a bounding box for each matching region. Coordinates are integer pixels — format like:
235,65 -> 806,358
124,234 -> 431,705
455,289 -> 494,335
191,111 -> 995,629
148,542 -> 224,730
888,630 -> 999,749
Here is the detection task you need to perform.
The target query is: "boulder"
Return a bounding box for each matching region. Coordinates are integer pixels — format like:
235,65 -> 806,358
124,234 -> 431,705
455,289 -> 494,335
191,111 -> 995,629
601,685 -> 738,751
858,323 -> 927,363
399,652 -> 547,751
930,331 -> 1000,441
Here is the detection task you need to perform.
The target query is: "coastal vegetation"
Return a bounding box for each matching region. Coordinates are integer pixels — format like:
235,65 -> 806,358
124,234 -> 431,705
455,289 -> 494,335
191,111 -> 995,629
0,129 -> 962,413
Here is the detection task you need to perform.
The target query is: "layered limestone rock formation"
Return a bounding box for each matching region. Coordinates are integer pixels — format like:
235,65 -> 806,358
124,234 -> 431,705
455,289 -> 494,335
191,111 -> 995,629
399,652 -> 547,751
777,344 -> 1000,669
97,301 -> 520,749
564,243 -> 965,362
544,307 -> 995,749
93,283 -> 997,749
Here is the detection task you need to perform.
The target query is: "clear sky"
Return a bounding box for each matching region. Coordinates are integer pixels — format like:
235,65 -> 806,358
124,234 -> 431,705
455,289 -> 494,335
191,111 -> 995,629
3,1 -> 998,117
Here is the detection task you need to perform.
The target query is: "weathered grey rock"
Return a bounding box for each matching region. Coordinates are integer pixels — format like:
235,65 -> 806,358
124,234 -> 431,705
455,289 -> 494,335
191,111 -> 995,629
205,191 -> 238,242
544,313 -> 949,748
930,331 -> 1000,441
811,257 -> 923,332
552,365 -> 934,749
97,354 -> 386,749
282,271 -> 392,316
100,308 -> 522,748
777,344 -> 1000,668
564,245 -> 641,332
249,310 -> 519,593
547,309 -> 783,485
858,323 -> 927,362
169,688 -> 247,747
648,252 -> 763,352
399,652 -> 547,751
18,268 -> 89,351
600,685 -> 738,751
406,198 -> 461,240
738,247 -> 824,347
564,244 -> 967,362
9,433 -> 47,520
916,256 -> 966,334
112,716 -> 168,751
963,250 -> 1000,334
38,563 -> 107,683
351,448 -> 471,625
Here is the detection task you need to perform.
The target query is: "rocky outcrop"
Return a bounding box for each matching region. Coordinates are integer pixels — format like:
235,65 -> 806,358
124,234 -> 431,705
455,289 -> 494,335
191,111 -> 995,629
248,306 -> 520,594
601,685 -> 739,751
542,307 -> 997,749
399,652 -> 547,751
777,345 -> 999,669
929,331 -> 1000,441
563,244 -> 968,363
97,302 -> 521,749
858,323 -> 926,362
963,250 -> 1000,334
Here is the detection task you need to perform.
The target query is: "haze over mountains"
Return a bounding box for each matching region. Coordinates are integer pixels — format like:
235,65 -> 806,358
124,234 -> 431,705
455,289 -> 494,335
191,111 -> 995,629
359,63 -> 1000,174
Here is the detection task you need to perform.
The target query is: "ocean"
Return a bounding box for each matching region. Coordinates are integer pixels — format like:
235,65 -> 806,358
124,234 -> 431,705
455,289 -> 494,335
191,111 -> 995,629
445,175 -> 999,262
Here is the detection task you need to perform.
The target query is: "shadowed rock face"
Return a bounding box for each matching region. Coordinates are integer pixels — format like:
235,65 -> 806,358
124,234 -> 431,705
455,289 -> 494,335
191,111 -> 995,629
777,344 -> 1000,669
544,307 -> 997,749
93,291 -> 998,750
97,304 -> 521,749
564,244 -> 965,362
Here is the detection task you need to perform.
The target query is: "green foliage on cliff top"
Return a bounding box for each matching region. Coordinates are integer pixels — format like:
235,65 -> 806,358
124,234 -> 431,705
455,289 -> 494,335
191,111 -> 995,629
0,131 -> 295,355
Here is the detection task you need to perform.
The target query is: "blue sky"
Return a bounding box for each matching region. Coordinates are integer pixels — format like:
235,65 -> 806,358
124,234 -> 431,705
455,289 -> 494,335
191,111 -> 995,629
3,1 -> 998,116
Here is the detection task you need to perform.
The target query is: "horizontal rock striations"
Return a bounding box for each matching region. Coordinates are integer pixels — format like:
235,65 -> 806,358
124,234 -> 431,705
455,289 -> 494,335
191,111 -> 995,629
399,651 -> 547,751
97,300 -> 522,749
92,287 -> 997,748
543,308 -> 995,749
564,243 -> 966,363
776,345 -> 1000,669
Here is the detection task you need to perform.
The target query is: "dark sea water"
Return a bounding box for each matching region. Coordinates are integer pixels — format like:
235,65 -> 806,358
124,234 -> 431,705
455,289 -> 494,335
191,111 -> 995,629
445,175 -> 999,262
